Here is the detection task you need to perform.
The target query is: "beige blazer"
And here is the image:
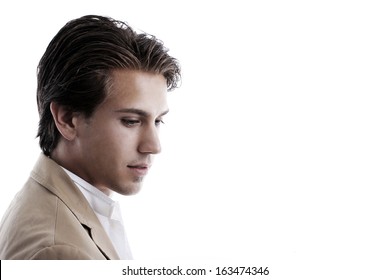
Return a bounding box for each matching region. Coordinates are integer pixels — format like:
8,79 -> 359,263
0,154 -> 120,260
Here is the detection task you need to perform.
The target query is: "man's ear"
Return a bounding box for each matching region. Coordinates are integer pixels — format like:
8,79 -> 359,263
50,102 -> 79,141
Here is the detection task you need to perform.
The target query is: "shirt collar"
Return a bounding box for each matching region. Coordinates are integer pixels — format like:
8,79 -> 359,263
61,167 -> 121,221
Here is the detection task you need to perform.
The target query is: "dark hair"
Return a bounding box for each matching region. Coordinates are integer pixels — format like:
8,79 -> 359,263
36,15 -> 181,155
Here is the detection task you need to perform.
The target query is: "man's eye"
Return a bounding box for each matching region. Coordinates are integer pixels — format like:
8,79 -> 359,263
121,119 -> 140,126
155,119 -> 165,126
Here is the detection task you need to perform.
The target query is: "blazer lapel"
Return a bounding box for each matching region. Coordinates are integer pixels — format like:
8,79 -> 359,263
30,154 -> 120,260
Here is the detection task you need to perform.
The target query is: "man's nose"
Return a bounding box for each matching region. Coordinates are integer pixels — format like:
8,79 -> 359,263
137,125 -> 161,154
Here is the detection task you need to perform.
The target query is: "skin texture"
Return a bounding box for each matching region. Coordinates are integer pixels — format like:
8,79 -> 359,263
50,69 -> 169,196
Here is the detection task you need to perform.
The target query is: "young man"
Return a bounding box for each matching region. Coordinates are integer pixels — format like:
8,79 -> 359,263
0,15 -> 181,259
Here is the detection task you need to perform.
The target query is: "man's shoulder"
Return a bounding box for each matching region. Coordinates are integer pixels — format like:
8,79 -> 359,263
2,177 -> 59,225
0,155 -> 110,260
0,180 -> 105,260
0,180 -> 61,259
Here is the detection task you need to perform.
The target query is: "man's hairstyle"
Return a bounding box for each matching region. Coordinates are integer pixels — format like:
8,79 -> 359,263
37,15 -> 181,155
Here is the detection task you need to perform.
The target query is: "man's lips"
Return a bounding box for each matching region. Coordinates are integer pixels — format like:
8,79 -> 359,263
127,164 -> 150,176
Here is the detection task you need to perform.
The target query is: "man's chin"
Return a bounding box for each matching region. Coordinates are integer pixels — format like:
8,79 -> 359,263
118,183 -> 143,196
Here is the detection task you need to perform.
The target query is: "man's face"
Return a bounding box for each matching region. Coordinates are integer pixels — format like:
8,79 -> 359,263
73,69 -> 168,195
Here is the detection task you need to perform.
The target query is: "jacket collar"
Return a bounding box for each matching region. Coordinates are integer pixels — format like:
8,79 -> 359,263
30,153 -> 120,260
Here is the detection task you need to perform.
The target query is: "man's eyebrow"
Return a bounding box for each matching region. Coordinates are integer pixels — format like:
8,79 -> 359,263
114,108 -> 169,117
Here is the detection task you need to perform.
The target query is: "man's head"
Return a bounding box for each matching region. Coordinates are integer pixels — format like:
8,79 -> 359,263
36,15 -> 181,195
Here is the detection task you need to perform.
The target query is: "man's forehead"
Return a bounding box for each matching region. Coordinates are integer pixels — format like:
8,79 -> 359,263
109,69 -> 167,90
102,70 -> 169,113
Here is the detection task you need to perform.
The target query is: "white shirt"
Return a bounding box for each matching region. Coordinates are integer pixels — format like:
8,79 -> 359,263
62,168 -> 133,260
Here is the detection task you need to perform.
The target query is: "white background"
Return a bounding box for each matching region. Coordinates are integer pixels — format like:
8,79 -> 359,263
1,0 -> 390,278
